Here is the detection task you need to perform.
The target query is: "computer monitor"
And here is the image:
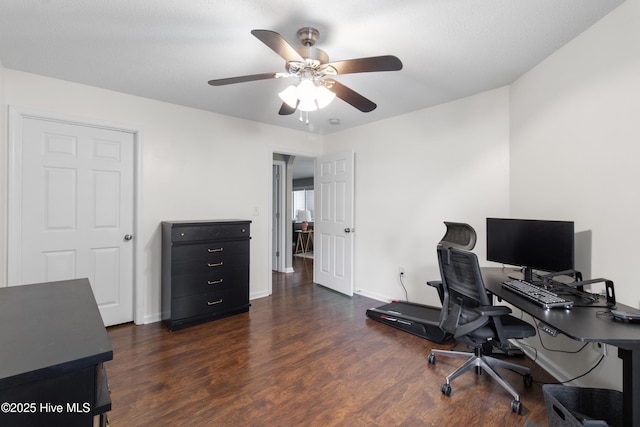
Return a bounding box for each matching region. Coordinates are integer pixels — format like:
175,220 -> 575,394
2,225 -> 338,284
486,218 -> 575,282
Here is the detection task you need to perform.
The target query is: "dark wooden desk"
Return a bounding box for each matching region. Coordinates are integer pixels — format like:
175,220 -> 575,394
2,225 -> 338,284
483,267 -> 640,427
0,279 -> 113,426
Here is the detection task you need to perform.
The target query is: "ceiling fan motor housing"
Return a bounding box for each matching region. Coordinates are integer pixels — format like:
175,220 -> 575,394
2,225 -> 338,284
289,28 -> 334,77
297,27 -> 320,46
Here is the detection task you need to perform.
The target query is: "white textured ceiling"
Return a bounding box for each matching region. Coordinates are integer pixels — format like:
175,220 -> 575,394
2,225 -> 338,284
0,0 -> 625,135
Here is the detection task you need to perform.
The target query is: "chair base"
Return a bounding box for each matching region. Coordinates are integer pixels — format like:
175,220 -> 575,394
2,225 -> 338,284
428,346 -> 532,413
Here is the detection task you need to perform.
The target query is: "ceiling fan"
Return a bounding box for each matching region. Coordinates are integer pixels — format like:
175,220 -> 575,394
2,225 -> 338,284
208,27 -> 403,116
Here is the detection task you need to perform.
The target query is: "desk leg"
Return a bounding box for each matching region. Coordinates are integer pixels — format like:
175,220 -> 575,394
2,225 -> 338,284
304,233 -> 313,253
619,347 -> 640,427
295,234 -> 303,254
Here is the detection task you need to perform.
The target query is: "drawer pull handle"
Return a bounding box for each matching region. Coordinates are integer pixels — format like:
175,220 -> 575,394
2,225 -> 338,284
207,279 -> 223,285
208,248 -> 224,253
207,299 -> 223,305
207,262 -> 224,267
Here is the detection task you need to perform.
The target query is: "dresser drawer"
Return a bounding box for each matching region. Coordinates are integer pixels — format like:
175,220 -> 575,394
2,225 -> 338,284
171,240 -> 248,274
170,269 -> 249,298
171,223 -> 250,243
171,288 -> 249,320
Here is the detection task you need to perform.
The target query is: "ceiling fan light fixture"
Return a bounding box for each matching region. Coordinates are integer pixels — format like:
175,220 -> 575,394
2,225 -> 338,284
297,97 -> 318,112
278,85 -> 298,108
283,79 -> 336,112
316,85 -> 336,109
296,79 -> 318,111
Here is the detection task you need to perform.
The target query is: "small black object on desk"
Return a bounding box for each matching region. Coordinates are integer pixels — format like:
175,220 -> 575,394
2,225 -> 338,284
611,309 -> 640,323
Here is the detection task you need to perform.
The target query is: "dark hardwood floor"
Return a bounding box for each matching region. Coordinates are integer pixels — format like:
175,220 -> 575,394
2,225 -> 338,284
106,257 -> 554,426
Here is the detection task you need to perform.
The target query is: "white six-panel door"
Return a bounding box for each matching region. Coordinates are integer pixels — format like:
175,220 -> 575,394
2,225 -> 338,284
314,151 -> 355,296
9,114 -> 135,326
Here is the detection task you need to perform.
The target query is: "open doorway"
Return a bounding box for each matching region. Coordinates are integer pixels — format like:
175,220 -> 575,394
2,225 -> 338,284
291,157 -> 315,262
272,153 -> 315,276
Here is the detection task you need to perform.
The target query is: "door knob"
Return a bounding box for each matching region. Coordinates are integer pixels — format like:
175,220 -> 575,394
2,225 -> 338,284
344,228 -> 354,233
124,234 -> 133,241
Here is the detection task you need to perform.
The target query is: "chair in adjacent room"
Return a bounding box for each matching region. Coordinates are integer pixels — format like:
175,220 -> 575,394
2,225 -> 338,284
427,246 -> 536,414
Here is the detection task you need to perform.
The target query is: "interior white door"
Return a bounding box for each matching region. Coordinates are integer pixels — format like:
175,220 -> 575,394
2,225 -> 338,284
11,116 -> 135,326
314,151 -> 355,296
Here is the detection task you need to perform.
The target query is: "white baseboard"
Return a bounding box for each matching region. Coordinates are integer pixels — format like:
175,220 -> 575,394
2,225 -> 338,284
251,290 -> 270,300
354,288 -> 393,303
142,313 -> 162,325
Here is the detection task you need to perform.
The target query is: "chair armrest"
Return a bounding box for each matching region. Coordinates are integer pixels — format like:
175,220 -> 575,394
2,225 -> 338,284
475,305 -> 511,317
454,306 -> 511,338
426,281 -> 445,304
426,280 -> 442,288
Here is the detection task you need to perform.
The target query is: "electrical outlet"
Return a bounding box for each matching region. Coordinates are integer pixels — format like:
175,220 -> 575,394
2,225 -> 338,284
592,342 -> 607,356
399,266 -> 406,276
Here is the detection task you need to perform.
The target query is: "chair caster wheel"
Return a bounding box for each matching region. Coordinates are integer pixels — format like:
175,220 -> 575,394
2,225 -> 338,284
428,353 -> 436,364
523,373 -> 533,387
441,383 -> 452,396
511,399 -> 523,414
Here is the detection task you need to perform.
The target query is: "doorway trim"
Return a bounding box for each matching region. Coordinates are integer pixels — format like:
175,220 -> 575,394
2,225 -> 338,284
269,148 -> 318,296
272,159 -> 287,273
7,106 -> 145,324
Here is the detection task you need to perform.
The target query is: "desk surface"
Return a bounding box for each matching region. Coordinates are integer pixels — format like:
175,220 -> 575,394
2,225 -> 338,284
482,267 -> 640,349
483,267 -> 640,426
0,279 -> 113,390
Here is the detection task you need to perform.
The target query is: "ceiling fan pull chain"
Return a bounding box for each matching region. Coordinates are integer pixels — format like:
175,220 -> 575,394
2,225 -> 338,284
297,110 -> 309,125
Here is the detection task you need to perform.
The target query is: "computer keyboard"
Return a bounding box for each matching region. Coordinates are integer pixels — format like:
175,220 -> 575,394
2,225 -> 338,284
502,279 -> 573,309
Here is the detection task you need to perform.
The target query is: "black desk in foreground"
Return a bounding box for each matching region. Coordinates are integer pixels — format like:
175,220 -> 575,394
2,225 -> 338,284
482,267 -> 640,427
0,279 -> 113,427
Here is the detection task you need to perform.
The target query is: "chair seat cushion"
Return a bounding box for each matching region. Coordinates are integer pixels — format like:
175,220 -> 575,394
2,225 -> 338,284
470,315 -> 536,340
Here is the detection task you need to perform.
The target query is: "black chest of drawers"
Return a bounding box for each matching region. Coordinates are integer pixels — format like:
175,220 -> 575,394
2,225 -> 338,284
161,220 -> 251,331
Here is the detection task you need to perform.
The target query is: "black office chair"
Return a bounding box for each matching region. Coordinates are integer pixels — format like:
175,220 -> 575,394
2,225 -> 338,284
427,246 -> 536,414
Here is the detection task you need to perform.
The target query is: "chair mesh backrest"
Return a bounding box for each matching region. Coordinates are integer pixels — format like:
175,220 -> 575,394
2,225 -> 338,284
437,246 -> 491,333
439,222 -> 477,250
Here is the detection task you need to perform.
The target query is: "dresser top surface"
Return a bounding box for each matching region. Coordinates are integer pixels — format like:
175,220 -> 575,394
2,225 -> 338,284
0,278 -> 113,388
162,219 -> 251,226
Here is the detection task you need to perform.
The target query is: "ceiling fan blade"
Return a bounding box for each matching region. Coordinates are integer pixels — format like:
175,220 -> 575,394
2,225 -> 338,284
208,72 -> 285,86
278,101 -> 298,115
251,29 -> 305,63
327,55 -> 403,74
326,80 -> 377,112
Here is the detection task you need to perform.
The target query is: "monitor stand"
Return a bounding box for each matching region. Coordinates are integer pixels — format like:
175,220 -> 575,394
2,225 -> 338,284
509,267 -> 543,286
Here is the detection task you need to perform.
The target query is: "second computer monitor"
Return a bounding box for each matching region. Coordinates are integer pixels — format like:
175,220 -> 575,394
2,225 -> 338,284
486,217 -> 575,282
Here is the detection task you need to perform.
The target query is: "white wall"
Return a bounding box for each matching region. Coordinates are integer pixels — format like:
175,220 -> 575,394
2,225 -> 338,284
0,60 -> 6,283
324,87 -> 511,306
509,0 -> 640,389
2,0 -> 636,390
1,69 -> 323,322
